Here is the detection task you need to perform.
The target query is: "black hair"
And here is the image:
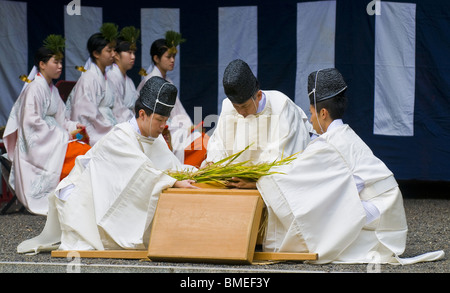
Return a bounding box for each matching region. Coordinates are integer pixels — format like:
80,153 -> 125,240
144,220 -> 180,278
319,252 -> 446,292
134,98 -> 153,118
150,38 -> 169,64
252,80 -> 261,99
34,47 -> 56,68
87,32 -> 110,60
115,37 -> 134,54
309,92 -> 347,120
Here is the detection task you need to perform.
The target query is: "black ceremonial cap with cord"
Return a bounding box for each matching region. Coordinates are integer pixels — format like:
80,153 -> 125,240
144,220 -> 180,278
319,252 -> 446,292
139,76 -> 177,117
307,68 -> 347,103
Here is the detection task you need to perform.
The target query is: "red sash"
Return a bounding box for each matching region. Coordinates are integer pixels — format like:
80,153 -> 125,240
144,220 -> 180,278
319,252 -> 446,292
184,132 -> 209,168
60,141 -> 91,181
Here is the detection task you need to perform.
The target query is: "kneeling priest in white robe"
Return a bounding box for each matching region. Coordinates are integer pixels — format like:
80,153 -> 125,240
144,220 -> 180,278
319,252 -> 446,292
17,76 -> 197,254
257,68 -> 444,264
206,59 -> 313,188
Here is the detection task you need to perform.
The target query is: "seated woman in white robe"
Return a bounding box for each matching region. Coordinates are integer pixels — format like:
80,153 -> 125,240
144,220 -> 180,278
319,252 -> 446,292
66,23 -> 131,146
205,59 -> 313,188
107,26 -> 139,116
257,68 -> 444,264
137,32 -> 197,164
3,35 -> 85,215
17,76 -> 198,254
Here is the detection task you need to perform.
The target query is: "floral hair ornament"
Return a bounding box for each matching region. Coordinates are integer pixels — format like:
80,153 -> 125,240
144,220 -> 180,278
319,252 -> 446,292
138,68 -> 148,77
165,30 -> 186,55
100,22 -> 119,47
43,34 -> 65,60
119,26 -> 140,51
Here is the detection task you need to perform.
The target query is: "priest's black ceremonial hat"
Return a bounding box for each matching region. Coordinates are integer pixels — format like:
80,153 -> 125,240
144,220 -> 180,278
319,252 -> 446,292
139,76 -> 177,117
308,68 -> 347,103
223,59 -> 259,104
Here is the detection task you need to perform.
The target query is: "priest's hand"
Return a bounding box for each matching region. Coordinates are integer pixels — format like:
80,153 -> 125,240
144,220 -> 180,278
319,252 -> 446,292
226,177 -> 257,189
173,179 -> 199,189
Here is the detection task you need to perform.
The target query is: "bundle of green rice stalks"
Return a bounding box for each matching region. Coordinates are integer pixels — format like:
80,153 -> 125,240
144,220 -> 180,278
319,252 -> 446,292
166,145 -> 298,186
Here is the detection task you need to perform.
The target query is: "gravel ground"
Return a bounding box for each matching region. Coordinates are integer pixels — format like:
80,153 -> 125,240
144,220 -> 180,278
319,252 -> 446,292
1,196 -> 448,274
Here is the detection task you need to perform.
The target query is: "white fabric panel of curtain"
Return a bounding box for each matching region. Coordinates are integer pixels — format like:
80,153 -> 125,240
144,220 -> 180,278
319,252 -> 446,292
374,2 -> 416,136
64,5 -> 103,82
295,0 -> 336,116
0,1 -> 28,125
218,6 -> 258,114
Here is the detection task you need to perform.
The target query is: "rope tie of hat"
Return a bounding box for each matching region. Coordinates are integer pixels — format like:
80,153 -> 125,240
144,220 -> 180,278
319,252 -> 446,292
313,70 -> 325,134
150,82 -> 175,138
155,82 -> 176,108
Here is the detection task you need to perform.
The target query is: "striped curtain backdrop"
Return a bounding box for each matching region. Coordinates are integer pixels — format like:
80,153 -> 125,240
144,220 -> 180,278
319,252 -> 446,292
0,0 -> 449,181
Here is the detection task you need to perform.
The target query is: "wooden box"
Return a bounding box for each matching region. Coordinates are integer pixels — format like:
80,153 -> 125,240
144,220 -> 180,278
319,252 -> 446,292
147,188 -> 264,264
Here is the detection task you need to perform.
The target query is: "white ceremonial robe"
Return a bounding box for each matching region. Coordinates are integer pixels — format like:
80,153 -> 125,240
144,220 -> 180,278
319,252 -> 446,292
206,91 -> 312,164
137,67 -> 194,163
17,120 -> 183,253
257,122 -> 445,264
3,73 -> 78,215
107,63 -> 138,114
65,63 -> 131,146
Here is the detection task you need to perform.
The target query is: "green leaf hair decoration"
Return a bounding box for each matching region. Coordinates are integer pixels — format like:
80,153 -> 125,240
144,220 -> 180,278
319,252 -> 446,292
43,34 -> 65,59
100,22 -> 119,45
119,26 -> 140,50
165,30 -> 186,55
